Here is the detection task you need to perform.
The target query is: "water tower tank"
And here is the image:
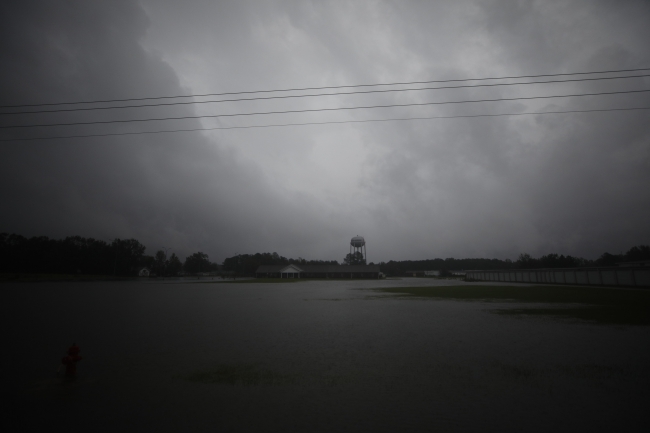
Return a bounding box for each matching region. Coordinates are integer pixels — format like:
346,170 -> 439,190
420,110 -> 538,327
350,236 -> 365,248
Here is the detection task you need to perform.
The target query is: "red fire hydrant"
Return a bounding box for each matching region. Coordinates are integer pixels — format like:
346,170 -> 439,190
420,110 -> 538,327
59,343 -> 82,380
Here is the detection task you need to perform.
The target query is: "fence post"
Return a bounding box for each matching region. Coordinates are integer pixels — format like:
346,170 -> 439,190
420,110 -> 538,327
598,269 -> 603,286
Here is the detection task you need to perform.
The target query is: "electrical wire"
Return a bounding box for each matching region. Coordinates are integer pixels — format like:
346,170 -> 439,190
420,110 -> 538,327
2,88 -> 648,129
3,106 -> 649,142
2,67 -> 650,109
3,73 -> 649,116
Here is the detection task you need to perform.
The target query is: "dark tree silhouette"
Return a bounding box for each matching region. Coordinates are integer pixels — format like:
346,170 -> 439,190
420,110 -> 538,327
153,250 -> 167,275
625,245 -> 650,262
0,233 -> 145,276
184,252 -> 211,274
343,252 -> 366,265
166,253 -> 183,276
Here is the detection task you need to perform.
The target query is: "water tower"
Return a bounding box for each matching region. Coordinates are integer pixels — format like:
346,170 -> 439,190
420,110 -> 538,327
350,235 -> 366,264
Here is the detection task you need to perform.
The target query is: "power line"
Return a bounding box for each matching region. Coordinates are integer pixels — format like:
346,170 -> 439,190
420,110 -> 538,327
2,67 -> 650,109
3,106 -> 649,142
3,73 -> 650,116
2,88 -> 648,129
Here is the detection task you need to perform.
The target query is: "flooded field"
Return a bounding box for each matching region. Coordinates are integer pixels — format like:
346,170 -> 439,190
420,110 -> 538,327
5,278 -> 649,432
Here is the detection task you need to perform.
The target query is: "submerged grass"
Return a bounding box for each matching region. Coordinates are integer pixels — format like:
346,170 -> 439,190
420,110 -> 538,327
370,285 -> 650,326
185,363 -> 365,388
494,362 -> 636,385
196,278 -> 298,284
185,361 -> 638,389
186,363 -> 293,386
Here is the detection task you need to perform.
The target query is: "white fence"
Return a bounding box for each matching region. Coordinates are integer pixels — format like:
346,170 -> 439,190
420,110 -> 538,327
465,267 -> 650,287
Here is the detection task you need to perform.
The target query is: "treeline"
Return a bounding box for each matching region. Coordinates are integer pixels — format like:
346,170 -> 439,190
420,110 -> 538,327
381,246 -> 649,275
380,258 -> 513,275
0,233 -> 219,277
595,245 -> 650,266
222,252 -> 339,276
515,253 -> 587,269
517,245 -> 650,269
140,250 -> 219,276
0,233 -> 145,276
2,232 -> 648,277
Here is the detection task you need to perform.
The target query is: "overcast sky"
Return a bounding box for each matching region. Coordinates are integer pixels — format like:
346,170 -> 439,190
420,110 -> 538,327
1,0 -> 649,263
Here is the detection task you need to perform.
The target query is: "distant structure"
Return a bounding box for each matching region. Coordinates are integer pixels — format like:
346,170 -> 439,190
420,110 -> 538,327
255,264 -> 380,279
405,270 -> 440,277
254,235 -> 381,279
350,235 -> 366,263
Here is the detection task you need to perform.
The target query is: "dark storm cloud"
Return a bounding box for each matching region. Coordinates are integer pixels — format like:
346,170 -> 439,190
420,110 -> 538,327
0,0 -> 350,262
353,0 -> 650,259
1,0 -> 649,262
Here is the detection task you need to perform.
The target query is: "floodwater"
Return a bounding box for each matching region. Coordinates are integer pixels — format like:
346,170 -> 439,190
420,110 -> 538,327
4,278 -> 649,432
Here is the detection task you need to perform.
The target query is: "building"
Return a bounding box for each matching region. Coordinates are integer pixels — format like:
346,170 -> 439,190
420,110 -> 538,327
405,270 -> 440,277
465,266 -> 650,287
255,264 -> 381,279
616,260 -> 650,267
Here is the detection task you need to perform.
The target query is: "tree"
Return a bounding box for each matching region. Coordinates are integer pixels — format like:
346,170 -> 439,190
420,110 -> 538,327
184,252 -> 211,274
139,254 -> 155,271
111,238 -> 146,276
625,245 -> 650,262
166,253 -> 183,276
516,253 -> 537,269
595,252 -> 620,267
343,251 -> 366,265
153,250 -> 167,275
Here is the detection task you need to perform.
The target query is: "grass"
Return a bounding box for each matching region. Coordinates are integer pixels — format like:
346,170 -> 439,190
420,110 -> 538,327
369,285 -> 650,326
186,363 -> 293,386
